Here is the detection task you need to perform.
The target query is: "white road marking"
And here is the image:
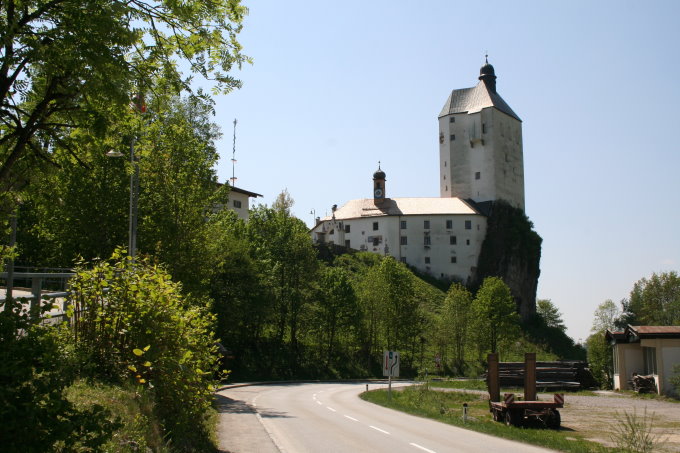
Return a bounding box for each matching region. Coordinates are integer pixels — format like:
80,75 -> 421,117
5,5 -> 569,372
410,442 -> 437,453
316,400 -> 322,405
369,425 -> 390,435
327,406 -> 336,412
344,415 -> 358,421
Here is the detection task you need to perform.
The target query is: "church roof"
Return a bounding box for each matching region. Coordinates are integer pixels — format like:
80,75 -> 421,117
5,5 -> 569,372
321,197 -> 481,221
439,80 -> 521,121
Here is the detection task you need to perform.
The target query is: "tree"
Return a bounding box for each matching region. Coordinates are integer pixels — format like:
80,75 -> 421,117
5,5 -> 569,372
628,271 -> 680,326
536,299 -> 566,332
586,332 -> 613,389
470,277 -> 520,355
591,299 -> 620,333
315,266 -> 360,368
0,0 -> 249,194
435,283 -> 472,373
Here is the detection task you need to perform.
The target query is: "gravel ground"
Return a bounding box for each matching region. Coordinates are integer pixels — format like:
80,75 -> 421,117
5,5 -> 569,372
558,391 -> 680,451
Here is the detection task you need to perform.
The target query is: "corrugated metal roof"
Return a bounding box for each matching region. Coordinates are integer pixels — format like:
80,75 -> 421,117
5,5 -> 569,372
630,326 -> 680,335
321,197 -> 481,221
439,81 -> 521,121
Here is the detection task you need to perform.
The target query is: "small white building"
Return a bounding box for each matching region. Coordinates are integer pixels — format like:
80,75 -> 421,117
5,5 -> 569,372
219,184 -> 262,221
311,168 -> 487,283
606,325 -> 680,396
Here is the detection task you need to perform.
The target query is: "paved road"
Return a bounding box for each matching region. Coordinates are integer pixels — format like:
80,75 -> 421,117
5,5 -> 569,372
216,382 -> 556,453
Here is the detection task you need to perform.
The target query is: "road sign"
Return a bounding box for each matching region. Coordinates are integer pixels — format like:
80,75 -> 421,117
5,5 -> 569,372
383,351 -> 400,377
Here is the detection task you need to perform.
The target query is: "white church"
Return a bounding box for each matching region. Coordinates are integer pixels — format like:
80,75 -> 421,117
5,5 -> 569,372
311,60 -> 525,283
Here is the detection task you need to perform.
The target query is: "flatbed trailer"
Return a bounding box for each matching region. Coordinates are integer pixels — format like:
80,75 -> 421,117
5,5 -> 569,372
487,353 -> 564,429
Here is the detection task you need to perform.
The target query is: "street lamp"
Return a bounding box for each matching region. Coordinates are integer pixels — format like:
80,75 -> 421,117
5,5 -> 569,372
107,137 -> 139,258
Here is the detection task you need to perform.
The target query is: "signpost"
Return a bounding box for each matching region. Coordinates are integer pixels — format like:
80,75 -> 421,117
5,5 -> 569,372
383,351 -> 400,400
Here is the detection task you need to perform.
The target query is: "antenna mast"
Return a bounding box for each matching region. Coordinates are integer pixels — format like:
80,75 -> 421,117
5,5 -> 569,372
230,118 -> 238,186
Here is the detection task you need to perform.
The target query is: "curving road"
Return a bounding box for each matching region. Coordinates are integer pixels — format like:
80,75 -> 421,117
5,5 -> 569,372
216,382 -> 555,453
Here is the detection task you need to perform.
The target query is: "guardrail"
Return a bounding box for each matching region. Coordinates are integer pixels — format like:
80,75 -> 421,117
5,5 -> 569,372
1,272 -> 75,319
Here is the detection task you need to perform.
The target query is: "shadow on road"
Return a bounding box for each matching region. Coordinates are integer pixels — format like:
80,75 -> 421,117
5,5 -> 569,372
214,393 -> 293,419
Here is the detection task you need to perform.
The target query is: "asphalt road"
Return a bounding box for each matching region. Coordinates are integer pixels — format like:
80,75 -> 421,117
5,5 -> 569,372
216,382 -> 556,453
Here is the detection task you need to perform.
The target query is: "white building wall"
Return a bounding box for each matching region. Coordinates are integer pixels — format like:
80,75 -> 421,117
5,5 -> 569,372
439,108 -> 524,211
312,213 -> 487,283
229,191 -> 251,220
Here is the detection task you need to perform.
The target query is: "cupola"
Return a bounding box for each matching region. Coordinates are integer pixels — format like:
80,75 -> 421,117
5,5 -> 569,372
372,163 -> 386,202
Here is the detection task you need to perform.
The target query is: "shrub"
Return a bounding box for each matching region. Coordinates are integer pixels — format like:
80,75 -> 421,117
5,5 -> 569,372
62,249 -> 219,448
0,298 -> 118,451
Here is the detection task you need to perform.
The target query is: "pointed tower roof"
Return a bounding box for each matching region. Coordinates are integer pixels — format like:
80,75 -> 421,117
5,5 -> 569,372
439,61 -> 521,121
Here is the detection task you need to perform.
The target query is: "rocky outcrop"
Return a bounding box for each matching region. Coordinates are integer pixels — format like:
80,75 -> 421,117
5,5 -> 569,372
473,200 -> 542,322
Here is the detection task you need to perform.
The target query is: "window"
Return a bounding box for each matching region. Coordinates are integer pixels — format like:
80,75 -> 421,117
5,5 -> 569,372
424,236 -> 431,246
233,200 -> 242,209
465,220 -> 472,230
400,257 -> 407,263
446,220 -> 453,229
482,123 -> 486,134
400,220 -> 407,229
450,134 -> 455,141
425,257 -> 430,264
449,117 -> 455,123
400,236 -> 407,245
450,256 -> 457,263
345,224 -> 351,233
475,172 -> 481,180
424,220 -> 430,229
373,222 -> 379,231
345,239 -> 350,248
466,239 -> 470,245
643,347 -> 657,375
373,237 -> 380,246
450,236 -> 457,245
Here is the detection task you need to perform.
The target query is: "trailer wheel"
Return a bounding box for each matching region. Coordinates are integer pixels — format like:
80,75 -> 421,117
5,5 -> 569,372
492,408 -> 501,422
504,409 -> 522,427
547,409 -> 561,429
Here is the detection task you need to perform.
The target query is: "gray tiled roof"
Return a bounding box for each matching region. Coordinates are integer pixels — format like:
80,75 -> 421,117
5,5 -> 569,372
439,81 -> 521,121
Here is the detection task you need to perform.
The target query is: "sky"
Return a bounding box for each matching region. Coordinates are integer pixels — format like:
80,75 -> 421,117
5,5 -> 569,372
207,0 -> 680,344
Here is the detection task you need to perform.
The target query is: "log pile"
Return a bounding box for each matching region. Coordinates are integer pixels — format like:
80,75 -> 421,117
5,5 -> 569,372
485,361 -> 598,390
630,374 -> 657,394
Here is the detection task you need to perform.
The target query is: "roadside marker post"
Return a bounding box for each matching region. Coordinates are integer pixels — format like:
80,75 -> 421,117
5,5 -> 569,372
383,351 -> 400,401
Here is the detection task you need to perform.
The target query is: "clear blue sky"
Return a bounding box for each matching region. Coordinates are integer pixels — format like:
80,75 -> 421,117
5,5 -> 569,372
208,0 -> 680,343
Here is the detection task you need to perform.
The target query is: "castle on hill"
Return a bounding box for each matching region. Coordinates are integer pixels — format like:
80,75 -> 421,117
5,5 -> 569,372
311,60 -> 530,296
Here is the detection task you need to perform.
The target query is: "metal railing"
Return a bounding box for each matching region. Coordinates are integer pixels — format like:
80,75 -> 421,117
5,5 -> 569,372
1,271 -> 75,320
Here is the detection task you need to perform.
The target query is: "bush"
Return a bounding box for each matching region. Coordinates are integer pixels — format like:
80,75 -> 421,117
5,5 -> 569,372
0,299 -> 118,451
62,249 -> 219,449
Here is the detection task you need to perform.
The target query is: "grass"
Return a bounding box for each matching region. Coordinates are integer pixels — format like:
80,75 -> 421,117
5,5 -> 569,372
65,380 -> 171,452
361,383 -> 611,453
427,378 -> 600,396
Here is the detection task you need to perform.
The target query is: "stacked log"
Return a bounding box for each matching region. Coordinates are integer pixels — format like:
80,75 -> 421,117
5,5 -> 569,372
484,361 -> 598,390
630,374 -> 657,394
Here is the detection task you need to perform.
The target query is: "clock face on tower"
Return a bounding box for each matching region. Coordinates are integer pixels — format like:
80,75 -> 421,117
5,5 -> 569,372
374,188 -> 383,198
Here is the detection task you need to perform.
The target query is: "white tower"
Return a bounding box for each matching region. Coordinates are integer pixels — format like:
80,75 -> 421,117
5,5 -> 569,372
438,60 -> 525,211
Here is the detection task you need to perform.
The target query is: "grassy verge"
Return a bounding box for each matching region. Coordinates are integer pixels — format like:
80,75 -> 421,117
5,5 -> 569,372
65,380 -> 170,452
361,384 -> 610,453
428,379 -> 600,396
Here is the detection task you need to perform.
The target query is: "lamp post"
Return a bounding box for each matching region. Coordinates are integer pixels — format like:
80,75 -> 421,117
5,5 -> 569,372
107,137 -> 138,258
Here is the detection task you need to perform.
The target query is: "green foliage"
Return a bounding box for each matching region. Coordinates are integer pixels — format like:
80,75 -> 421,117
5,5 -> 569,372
591,299 -> 620,333
537,299 -> 566,331
525,301 -> 585,360
610,409 -> 666,453
0,0 -> 249,190
62,249 -> 219,448
671,364 -> 680,397
0,300 -> 119,451
586,332 -> 613,389
471,277 -> 520,355
628,271 -> 680,326
434,284 -> 473,373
